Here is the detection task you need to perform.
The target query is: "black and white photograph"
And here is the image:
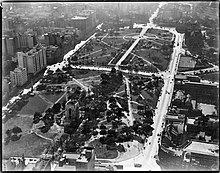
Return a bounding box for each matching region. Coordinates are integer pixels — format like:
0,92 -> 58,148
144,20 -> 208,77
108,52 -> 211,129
2,1 -> 219,171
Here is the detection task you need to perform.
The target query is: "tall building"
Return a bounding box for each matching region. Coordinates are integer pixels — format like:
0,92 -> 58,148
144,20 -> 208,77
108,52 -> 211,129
15,33 -> 35,50
6,37 -> 15,56
2,37 -> 7,56
27,35 -> 34,48
17,44 -> 47,75
10,67 -> 28,86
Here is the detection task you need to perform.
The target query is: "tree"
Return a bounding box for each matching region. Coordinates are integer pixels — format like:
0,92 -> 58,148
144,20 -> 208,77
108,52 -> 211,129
10,134 -> 22,141
52,103 -> 61,114
5,129 -> 12,137
40,125 -> 50,133
100,124 -> 107,130
12,126 -> 22,134
92,130 -> 98,136
110,67 -> 116,74
100,129 -> 107,136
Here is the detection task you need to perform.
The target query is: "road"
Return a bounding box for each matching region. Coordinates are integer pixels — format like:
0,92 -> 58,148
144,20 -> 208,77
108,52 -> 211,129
124,76 -> 134,126
115,27 -> 149,68
70,64 -> 161,77
110,20 -> 184,171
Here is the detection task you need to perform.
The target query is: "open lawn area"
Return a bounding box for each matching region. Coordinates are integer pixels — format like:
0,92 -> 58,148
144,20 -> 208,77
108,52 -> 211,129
102,37 -> 127,46
135,48 -> 171,71
41,92 -> 65,104
74,69 -> 103,79
18,95 -> 49,115
78,75 -> 101,88
198,72 -> 219,83
3,115 -> 33,138
3,133 -> 51,159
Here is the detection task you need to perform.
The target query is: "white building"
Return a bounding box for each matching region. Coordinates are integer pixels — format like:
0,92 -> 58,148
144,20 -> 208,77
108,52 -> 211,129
17,45 -> 47,75
10,67 -> 28,86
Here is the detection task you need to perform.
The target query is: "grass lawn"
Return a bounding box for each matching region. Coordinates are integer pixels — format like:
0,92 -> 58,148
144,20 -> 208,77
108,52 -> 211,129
198,72 -> 219,83
135,48 -> 171,71
146,28 -> 170,35
74,69 -> 103,79
18,95 -> 49,115
102,37 -> 126,46
3,133 -> 51,159
3,115 -> 33,138
78,75 -> 101,88
41,92 -> 65,104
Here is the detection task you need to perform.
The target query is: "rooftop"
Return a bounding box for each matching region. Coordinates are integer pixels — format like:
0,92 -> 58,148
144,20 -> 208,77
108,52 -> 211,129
63,153 -> 80,160
183,140 -> 219,157
71,16 -> 87,20
178,56 -> 196,68
54,164 -> 76,171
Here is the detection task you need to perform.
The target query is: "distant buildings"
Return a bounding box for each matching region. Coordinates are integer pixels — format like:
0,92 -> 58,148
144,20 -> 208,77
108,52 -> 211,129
70,9 -> 97,34
10,67 -> 28,86
17,44 -> 47,75
2,33 -> 37,60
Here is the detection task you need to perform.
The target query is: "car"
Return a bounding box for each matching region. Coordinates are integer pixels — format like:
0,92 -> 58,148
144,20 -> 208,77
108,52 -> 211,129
134,163 -> 142,168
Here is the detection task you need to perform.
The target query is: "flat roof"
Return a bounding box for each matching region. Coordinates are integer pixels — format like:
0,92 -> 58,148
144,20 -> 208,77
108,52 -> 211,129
63,153 -> 80,160
71,16 -> 87,20
183,140 -> 219,157
54,164 -> 76,171
178,56 -> 196,68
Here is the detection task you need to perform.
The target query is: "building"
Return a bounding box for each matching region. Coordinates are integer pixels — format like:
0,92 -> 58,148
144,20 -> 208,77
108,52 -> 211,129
15,33 -> 35,50
182,140 -> 218,167
6,37 -> 15,56
69,16 -> 88,34
64,100 -> 79,126
46,45 -> 59,64
70,10 -> 96,35
51,147 -> 95,171
2,78 -> 10,93
10,67 -> 28,86
2,37 -> 7,56
17,44 -> 47,75
2,157 -> 41,171
178,56 -> 196,71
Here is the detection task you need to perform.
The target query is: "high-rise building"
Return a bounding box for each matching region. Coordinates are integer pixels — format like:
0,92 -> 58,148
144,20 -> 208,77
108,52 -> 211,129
17,44 -> 47,75
2,37 -> 7,56
27,35 -> 34,48
6,37 -> 15,56
15,33 -> 35,50
10,67 -> 28,86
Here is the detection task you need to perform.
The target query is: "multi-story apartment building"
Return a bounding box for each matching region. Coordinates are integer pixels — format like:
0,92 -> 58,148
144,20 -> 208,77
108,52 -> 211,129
10,67 -> 28,86
17,44 -> 47,75
15,33 -> 34,49
6,37 -> 15,56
